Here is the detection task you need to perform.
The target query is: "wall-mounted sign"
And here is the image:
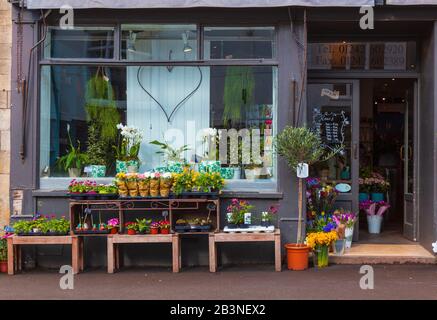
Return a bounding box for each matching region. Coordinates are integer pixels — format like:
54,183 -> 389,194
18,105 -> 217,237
321,88 -> 340,100
309,42 -> 411,71
312,108 -> 350,148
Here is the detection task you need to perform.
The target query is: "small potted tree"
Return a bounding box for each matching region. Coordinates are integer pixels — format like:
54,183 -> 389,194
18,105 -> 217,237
0,236 -> 8,273
275,126 -> 342,271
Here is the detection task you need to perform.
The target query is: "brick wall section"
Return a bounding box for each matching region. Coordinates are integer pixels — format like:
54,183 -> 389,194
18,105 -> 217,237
0,1 -> 11,228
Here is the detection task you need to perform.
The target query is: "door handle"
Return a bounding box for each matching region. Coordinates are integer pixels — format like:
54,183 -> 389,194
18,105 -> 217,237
400,145 -> 405,161
408,145 -> 413,160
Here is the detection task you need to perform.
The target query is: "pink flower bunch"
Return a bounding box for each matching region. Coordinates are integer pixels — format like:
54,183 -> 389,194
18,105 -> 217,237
151,221 -> 160,229
333,211 -> 356,228
107,218 -> 119,228
68,179 -> 97,193
227,198 -> 253,215
360,200 -> 390,216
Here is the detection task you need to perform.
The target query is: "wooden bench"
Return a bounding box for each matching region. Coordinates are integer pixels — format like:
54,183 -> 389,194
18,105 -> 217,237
7,235 -> 82,275
208,229 -> 282,272
107,234 -> 180,273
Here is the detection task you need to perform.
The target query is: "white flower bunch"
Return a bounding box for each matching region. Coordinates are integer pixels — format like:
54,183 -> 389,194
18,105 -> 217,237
117,123 -> 143,145
162,172 -> 172,179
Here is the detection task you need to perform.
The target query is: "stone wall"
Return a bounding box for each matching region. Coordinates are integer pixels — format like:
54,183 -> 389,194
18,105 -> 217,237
0,1 -> 11,227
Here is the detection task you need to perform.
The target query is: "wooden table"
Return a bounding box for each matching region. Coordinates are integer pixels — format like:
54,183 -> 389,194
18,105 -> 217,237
7,235 -> 82,275
209,229 -> 282,272
107,234 -> 180,273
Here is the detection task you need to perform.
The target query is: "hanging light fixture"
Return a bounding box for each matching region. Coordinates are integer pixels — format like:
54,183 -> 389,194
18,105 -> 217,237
182,31 -> 193,53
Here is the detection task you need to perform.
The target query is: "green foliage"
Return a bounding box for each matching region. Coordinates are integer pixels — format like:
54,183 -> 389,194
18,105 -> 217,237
274,126 -> 342,172
13,220 -> 34,234
86,123 -> 107,165
223,66 -> 255,128
136,218 -> 152,234
0,239 -> 7,261
56,125 -> 89,171
13,217 -> 70,234
150,140 -> 190,163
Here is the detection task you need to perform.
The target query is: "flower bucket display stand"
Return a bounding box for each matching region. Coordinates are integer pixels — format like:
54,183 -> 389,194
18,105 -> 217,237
7,235 -> 82,275
209,229 -> 281,272
107,233 -> 180,273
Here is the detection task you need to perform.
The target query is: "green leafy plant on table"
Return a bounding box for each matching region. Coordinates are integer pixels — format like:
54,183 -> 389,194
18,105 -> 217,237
149,139 -> 190,164
136,218 -> 152,234
56,124 -> 89,177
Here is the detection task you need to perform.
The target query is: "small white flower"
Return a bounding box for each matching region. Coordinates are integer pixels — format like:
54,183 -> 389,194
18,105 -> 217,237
162,172 -> 172,179
143,172 -> 151,178
432,241 -> 437,254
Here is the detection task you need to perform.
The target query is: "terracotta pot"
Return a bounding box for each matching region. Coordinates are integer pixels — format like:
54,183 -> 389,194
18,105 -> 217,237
127,229 -> 136,235
284,243 -> 310,271
0,261 -> 7,273
110,227 -> 118,234
150,228 -> 159,235
161,228 -> 170,234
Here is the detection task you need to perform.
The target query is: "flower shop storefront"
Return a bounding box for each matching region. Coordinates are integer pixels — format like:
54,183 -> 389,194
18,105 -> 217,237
7,1 -> 437,272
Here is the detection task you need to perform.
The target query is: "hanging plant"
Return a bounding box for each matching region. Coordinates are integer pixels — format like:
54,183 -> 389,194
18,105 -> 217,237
222,66 -> 255,128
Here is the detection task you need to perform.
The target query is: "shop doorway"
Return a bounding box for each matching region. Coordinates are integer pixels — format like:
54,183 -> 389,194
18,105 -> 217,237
307,78 -> 418,244
359,78 -> 418,244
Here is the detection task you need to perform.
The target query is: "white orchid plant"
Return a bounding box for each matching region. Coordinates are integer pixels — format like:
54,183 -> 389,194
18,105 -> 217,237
114,123 -> 143,162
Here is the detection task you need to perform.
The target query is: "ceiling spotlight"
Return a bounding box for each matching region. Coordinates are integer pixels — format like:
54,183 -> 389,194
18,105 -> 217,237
182,31 -> 193,53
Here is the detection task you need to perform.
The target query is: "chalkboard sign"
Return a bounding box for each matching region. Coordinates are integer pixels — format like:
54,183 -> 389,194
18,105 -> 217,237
312,107 -> 350,149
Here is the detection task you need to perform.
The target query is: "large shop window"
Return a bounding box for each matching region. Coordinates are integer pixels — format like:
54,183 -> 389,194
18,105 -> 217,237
40,65 -> 277,188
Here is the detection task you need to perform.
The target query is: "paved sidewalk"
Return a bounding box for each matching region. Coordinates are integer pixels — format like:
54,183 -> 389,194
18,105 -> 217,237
1,265 -> 437,300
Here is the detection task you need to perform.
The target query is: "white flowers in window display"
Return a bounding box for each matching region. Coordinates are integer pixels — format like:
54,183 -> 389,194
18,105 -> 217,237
115,123 -> 144,162
432,241 -> 437,254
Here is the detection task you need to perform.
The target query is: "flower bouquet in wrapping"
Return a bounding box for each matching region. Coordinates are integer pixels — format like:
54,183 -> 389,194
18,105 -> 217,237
115,172 -> 128,197
150,172 -> 161,197
126,173 -> 138,197
359,200 -> 391,216
138,172 -> 151,197
160,172 -> 173,197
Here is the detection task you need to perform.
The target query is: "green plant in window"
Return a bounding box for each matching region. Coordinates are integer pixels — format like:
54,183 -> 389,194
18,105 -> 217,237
149,140 -> 190,164
223,66 -> 255,128
56,124 -> 89,172
86,122 -> 107,165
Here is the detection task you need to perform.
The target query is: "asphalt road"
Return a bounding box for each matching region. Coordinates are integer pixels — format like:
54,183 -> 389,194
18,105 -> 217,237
1,265 -> 437,300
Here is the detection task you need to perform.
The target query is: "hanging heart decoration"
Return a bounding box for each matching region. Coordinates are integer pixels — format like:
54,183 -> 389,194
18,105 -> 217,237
136,66 -> 203,123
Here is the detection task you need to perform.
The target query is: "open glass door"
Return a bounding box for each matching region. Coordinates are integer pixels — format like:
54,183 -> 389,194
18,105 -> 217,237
307,80 -> 360,240
403,82 -> 418,241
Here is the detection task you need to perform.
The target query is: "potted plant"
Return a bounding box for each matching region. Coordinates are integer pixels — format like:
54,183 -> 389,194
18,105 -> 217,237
172,168 -> 195,195
86,123 -> 107,178
125,222 -> 138,235
136,218 -> 151,234
150,172 -> 161,197
306,229 -> 338,268
57,124 -> 89,177
226,199 -> 254,229
149,139 -> 190,165
261,205 -> 278,227
0,236 -> 8,273
175,219 -> 189,232
150,222 -> 160,235
244,162 -> 263,180
115,172 -> 128,197
138,173 -> 151,197
188,218 -> 201,231
107,218 -> 120,234
369,172 -> 390,202
126,173 -> 139,197
160,172 -> 173,197
159,220 -> 171,234
97,184 -> 118,200
46,216 -> 70,235
210,172 -> 225,193
275,126 -> 342,271
360,200 -> 390,234
114,123 -> 143,173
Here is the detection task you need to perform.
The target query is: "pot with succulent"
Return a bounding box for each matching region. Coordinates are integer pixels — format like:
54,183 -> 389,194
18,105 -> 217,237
226,199 -> 254,229
136,218 -> 152,234
107,218 -> 120,234
159,220 -> 171,234
125,222 -> 138,235
57,124 -> 89,178
150,221 -> 160,235
275,126 -> 342,271
114,123 -> 143,173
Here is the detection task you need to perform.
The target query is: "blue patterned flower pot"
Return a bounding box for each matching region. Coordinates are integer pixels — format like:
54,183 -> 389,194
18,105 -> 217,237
89,165 -> 106,178
220,167 -> 234,180
199,160 -> 221,173
116,160 -> 128,174
359,193 -> 370,202
371,193 -> 384,202
167,161 -> 184,173
127,160 -> 139,173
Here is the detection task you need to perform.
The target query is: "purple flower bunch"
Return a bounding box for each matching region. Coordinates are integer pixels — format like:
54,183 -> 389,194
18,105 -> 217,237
360,200 -> 390,216
332,211 -> 356,228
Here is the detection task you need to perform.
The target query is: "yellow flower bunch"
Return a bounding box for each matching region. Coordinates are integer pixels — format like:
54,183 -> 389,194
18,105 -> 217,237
305,231 -> 338,250
115,172 -> 127,180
